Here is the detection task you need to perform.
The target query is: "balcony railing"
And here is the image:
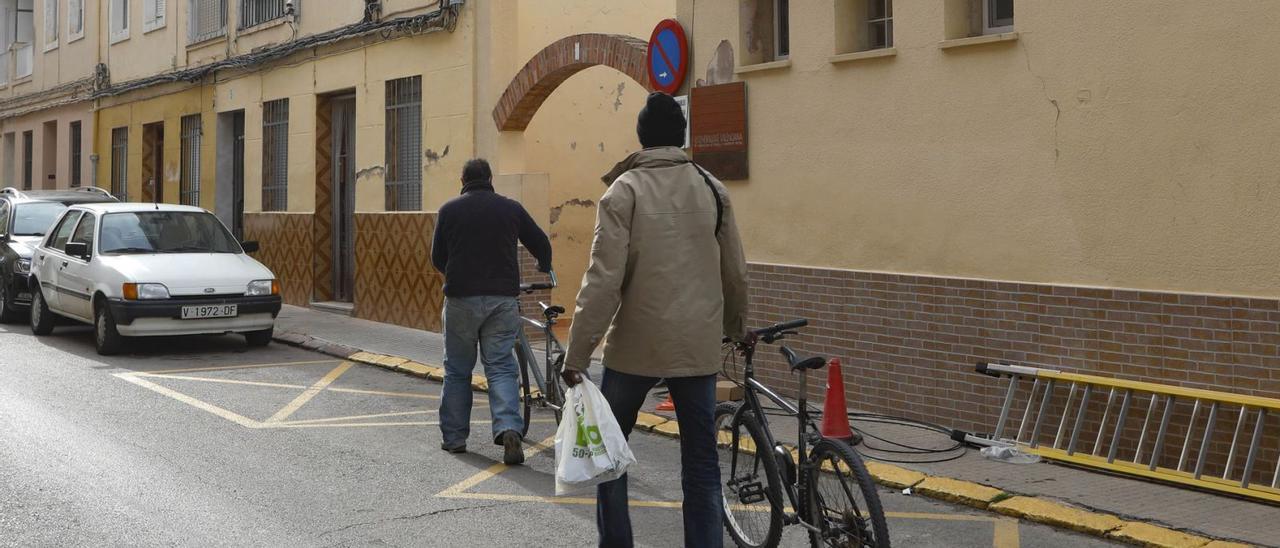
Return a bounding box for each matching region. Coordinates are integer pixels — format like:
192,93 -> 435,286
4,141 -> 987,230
189,0 -> 228,44
240,0 -> 288,30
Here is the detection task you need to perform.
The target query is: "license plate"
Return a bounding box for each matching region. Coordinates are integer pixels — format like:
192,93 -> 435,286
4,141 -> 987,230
181,304 -> 238,319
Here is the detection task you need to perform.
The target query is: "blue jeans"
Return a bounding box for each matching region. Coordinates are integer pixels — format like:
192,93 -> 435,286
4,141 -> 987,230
439,296 -> 523,447
597,368 -> 722,548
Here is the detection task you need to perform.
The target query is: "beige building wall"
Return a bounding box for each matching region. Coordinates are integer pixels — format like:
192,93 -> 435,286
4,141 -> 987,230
678,0 -> 1280,299
475,0 -> 676,305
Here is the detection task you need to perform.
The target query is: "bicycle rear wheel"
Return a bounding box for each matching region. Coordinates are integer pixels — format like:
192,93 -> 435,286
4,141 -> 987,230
544,352 -> 566,424
514,335 -> 535,439
806,439 -> 890,548
715,403 -> 784,548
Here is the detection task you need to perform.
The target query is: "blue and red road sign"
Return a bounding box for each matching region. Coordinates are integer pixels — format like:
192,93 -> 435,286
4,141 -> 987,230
647,19 -> 688,95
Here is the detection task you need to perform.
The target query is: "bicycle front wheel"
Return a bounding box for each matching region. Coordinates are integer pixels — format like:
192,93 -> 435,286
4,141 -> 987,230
715,403 -> 784,548
806,439 -> 890,548
514,335 -> 534,439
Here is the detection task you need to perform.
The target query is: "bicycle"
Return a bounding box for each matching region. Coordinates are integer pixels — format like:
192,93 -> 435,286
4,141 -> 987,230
717,319 -> 890,548
513,271 -> 567,438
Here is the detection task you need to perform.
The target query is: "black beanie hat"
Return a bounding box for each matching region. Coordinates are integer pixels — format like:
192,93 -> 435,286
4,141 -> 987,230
637,92 -> 686,148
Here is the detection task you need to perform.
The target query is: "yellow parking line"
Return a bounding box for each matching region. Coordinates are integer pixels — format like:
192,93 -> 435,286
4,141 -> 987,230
138,359 -> 341,376
277,410 -> 438,425
994,518 -> 1020,548
135,374 -> 309,390
327,387 -> 444,400
438,435 -> 556,496
265,419 -> 559,429
264,362 -> 354,424
114,373 -> 260,428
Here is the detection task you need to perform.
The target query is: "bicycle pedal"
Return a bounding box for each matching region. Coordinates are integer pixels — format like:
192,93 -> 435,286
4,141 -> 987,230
737,481 -> 767,505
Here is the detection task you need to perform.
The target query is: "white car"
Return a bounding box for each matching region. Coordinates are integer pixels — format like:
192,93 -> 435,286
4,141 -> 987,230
28,203 -> 282,355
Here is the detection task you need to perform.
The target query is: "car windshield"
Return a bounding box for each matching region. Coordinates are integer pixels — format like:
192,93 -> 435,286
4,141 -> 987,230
100,211 -> 242,255
12,202 -> 69,236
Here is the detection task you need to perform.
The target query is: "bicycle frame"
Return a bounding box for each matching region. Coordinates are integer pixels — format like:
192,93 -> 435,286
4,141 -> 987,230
730,340 -> 821,529
516,313 -> 564,404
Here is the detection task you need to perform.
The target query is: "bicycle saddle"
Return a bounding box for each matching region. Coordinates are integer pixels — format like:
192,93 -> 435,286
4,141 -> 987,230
541,303 -> 566,316
780,346 -> 826,371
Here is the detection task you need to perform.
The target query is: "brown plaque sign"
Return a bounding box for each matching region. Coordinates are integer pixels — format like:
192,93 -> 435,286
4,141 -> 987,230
690,81 -> 748,180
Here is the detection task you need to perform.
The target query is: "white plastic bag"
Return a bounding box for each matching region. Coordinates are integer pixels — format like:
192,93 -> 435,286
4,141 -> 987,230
554,379 -> 637,495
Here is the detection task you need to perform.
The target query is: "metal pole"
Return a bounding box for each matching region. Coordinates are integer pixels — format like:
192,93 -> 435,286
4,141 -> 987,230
1055,383 -> 1078,450
1029,379 -> 1054,448
994,376 -> 1020,441
1016,379 -> 1042,444
1178,400 -> 1202,472
1193,402 -> 1218,479
1242,409 -> 1265,488
1224,406 -> 1248,481
1067,385 -> 1093,456
1150,396 -> 1175,471
1134,394 -> 1158,465
1093,387 -> 1117,456
1108,390 -> 1132,464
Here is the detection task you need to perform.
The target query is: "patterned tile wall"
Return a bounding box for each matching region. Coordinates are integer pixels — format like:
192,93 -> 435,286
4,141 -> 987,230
353,213 -> 445,332
312,96 -> 334,302
244,213 -> 314,306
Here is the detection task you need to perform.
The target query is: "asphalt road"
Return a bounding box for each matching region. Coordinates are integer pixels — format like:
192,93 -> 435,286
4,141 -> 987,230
0,320 -> 1121,547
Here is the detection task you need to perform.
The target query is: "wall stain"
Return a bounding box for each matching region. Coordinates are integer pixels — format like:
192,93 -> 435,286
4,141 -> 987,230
424,145 -> 450,166
549,198 -> 596,224
598,142 -> 605,152
570,141 -> 577,151
355,165 -> 385,179
612,82 -> 626,111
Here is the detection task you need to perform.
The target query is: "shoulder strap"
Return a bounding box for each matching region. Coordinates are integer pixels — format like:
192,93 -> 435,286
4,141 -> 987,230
690,162 -> 723,236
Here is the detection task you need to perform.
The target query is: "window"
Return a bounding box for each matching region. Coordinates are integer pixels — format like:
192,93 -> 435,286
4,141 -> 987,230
867,0 -> 892,49
69,212 -> 95,256
240,0 -> 290,29
261,99 -> 289,212
111,127 -> 128,201
14,202 -> 67,236
180,114 -> 202,206
384,76 -> 422,212
47,210 -> 81,251
984,0 -> 1013,34
67,0 -> 83,40
100,211 -> 240,255
774,0 -> 789,59
14,0 -> 34,77
69,121 -> 81,187
42,0 -> 56,50
21,131 -> 32,190
189,0 -> 227,43
110,0 -> 129,43
144,0 -> 167,32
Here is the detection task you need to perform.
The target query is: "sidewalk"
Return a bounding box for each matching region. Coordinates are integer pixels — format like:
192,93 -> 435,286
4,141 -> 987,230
273,305 -> 1275,547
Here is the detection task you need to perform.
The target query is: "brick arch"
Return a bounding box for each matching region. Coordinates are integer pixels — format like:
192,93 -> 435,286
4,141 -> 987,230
493,33 -> 652,132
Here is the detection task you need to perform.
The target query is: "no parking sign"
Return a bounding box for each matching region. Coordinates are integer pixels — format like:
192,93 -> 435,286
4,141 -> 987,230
647,19 -> 688,95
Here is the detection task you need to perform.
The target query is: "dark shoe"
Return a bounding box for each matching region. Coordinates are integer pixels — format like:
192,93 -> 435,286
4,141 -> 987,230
500,430 -> 524,465
441,442 -> 466,454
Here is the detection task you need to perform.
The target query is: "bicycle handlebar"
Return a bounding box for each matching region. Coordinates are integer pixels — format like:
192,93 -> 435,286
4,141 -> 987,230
520,270 -> 558,293
753,319 -> 808,337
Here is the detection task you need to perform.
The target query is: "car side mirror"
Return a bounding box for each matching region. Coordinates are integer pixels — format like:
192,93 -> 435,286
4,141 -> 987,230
65,242 -> 89,259
240,241 -> 260,253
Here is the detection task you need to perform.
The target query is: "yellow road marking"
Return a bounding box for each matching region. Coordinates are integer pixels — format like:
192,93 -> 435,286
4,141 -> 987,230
136,374 -> 310,390
265,419 -> 559,429
276,410 -> 438,425
264,362 -> 354,424
438,435 -> 556,496
138,359 -> 341,376
994,518 -> 1020,548
114,373 -> 261,428
326,387 -> 445,400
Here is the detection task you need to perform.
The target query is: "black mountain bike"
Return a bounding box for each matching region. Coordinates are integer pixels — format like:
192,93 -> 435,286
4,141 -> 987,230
718,319 -> 890,548
513,272 -> 566,437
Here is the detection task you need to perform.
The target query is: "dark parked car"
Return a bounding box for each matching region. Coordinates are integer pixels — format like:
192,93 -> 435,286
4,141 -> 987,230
0,187 -> 119,322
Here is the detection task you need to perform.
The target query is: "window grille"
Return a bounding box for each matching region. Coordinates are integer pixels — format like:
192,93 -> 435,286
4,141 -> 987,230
180,115 -> 202,206
240,0 -> 288,29
21,131 -> 32,190
111,127 -> 128,200
384,76 -> 422,212
69,121 -> 81,188
189,0 -> 227,43
261,99 -> 289,212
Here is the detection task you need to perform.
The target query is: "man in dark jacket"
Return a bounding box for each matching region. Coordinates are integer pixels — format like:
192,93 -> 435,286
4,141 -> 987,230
431,158 -> 552,465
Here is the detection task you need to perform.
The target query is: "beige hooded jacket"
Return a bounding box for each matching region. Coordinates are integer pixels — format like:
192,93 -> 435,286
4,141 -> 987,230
564,147 -> 748,378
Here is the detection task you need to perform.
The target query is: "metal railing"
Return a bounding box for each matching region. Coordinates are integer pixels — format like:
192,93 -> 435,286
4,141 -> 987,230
189,0 -> 228,44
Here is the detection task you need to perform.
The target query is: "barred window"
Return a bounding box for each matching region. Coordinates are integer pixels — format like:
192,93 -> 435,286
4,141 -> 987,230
240,0 -> 289,29
21,131 -> 32,190
384,76 -> 422,212
111,127 -> 128,200
189,0 -> 227,43
261,99 -> 289,212
180,115 -> 202,206
69,121 -> 81,188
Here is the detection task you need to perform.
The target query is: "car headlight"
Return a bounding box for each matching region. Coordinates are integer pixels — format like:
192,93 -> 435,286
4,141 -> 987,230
123,283 -> 170,300
246,279 -> 279,296
15,258 -> 30,274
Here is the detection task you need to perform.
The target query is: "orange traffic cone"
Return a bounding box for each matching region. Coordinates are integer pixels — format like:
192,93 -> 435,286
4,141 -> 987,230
820,359 -> 855,442
656,394 -> 675,411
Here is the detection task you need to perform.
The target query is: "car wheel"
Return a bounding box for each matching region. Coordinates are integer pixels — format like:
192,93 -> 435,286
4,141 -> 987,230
0,282 -> 19,323
244,328 -> 273,348
30,288 -> 55,336
95,303 -> 126,356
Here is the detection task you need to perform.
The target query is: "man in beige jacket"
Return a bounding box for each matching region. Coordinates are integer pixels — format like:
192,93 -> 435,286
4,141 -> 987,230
562,92 -> 748,548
